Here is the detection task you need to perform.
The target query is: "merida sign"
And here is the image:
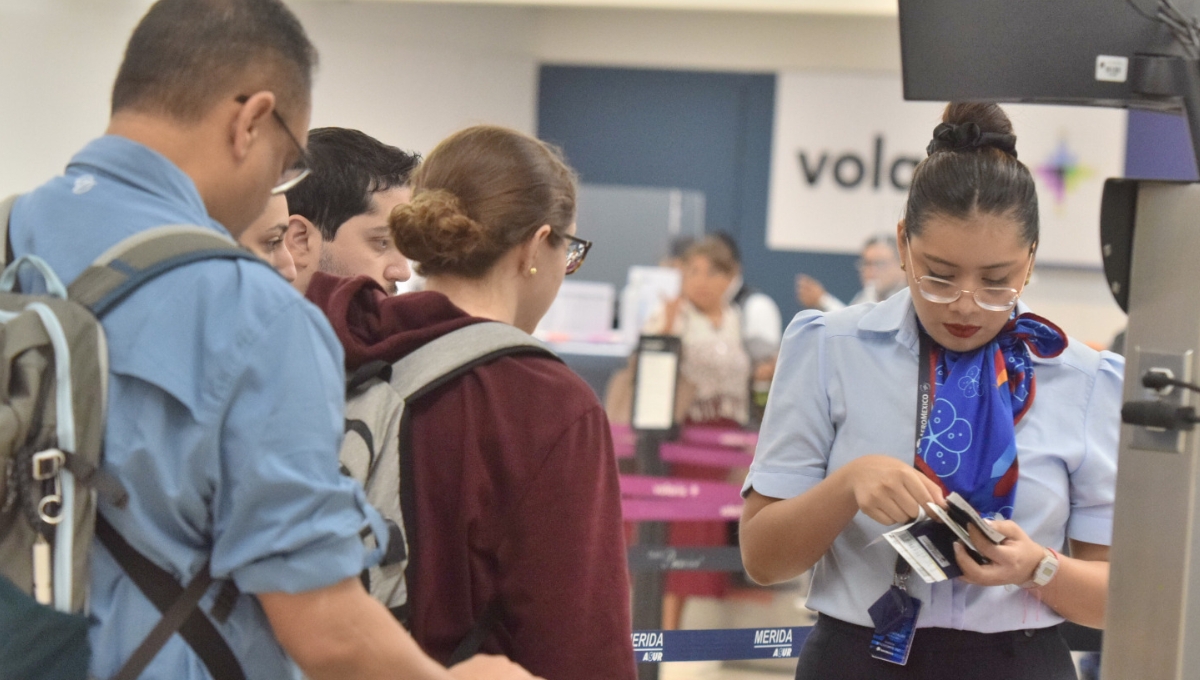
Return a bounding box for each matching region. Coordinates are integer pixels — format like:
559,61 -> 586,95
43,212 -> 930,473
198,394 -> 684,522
765,71 -> 1126,267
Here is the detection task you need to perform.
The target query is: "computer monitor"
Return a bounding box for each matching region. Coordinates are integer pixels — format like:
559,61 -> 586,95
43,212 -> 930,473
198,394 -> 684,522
898,0 -> 1198,111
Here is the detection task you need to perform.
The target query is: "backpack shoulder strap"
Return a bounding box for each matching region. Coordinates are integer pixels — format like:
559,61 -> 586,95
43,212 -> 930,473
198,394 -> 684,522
390,322 -> 557,662
0,194 -> 17,268
388,321 -> 558,402
67,225 -> 263,316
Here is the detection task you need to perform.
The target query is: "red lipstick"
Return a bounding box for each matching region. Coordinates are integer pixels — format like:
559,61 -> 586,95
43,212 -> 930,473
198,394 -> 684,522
944,324 -> 981,339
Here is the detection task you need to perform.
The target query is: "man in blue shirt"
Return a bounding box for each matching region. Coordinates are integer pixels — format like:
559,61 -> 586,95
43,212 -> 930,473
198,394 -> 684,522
8,1 -> 533,679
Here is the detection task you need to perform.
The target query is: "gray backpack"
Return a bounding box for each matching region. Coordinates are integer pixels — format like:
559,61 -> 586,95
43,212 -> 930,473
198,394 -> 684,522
0,195 -> 264,680
340,321 -> 557,662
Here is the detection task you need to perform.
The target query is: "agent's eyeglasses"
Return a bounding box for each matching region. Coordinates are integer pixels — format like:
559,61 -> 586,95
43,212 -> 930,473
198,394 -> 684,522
904,237 -> 1034,312
234,95 -> 311,195
564,234 -> 592,275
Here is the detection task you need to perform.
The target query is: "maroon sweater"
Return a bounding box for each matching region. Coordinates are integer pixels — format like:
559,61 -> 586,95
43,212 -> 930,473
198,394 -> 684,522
308,273 -> 636,680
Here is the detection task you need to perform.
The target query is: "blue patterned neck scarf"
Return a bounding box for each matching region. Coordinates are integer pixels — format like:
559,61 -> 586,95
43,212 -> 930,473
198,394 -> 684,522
915,313 -> 1067,519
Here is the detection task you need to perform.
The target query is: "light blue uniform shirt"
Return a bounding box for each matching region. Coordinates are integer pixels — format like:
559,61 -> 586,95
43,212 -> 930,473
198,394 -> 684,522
10,136 -> 375,679
744,289 -> 1122,633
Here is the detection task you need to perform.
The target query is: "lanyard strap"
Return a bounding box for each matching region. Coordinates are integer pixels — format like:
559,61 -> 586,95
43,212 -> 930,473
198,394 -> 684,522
914,328 -> 935,449
894,329 -> 937,588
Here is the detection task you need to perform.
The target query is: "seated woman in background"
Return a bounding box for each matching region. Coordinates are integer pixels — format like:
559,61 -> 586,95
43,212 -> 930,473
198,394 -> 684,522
307,125 -> 635,680
644,235 -> 753,426
642,235 -> 753,629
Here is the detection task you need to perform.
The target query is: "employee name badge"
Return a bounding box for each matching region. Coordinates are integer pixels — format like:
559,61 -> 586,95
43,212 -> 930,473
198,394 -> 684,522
867,585 -> 921,665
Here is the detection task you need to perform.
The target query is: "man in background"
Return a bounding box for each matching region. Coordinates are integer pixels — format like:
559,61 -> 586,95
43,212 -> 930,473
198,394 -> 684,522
285,127 -> 418,293
796,233 -> 906,311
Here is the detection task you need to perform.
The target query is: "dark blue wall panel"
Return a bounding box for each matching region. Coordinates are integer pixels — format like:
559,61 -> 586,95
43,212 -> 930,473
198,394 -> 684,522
537,66 -> 859,321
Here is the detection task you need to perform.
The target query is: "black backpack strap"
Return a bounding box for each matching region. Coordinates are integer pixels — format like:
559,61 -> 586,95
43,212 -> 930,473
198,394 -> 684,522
347,360 -> 392,395
448,599 -> 504,665
96,515 -> 246,680
66,225 -> 264,316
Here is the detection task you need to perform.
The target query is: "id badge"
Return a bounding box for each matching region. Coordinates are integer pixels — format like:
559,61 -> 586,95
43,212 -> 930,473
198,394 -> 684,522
868,586 -> 921,666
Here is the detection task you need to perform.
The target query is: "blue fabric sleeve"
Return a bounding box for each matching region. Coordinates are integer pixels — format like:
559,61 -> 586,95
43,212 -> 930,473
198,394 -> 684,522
1067,350 -> 1124,546
743,311 -> 833,501
209,299 -> 370,594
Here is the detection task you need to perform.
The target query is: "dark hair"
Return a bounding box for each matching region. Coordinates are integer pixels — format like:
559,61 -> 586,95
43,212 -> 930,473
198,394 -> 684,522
666,235 -> 697,261
684,236 -> 739,276
285,128 -> 421,240
391,125 -> 577,279
111,0 -> 317,123
904,103 -> 1038,246
710,232 -> 743,266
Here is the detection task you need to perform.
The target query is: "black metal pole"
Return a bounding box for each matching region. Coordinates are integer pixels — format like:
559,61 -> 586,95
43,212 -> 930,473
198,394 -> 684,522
632,430 -> 667,680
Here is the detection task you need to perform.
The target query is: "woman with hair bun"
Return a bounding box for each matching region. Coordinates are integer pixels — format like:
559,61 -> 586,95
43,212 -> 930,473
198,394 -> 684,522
307,125 -> 635,680
740,103 -> 1121,679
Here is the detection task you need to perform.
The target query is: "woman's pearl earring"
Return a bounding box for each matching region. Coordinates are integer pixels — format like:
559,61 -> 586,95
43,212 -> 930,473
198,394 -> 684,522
529,267 -> 537,275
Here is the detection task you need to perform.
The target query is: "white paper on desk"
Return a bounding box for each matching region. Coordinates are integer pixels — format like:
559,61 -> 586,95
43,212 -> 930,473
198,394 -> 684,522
619,266 -> 682,344
536,280 -> 616,340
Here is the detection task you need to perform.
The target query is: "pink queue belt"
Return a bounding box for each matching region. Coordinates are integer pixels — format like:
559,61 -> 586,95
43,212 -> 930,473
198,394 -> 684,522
619,474 -> 744,521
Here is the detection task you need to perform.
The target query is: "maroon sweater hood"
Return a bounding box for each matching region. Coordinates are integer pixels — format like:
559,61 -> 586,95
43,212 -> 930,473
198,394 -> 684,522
306,271 -> 480,371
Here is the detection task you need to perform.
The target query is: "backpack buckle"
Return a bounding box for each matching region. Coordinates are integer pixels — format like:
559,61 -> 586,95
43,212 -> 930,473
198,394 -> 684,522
32,449 -> 65,481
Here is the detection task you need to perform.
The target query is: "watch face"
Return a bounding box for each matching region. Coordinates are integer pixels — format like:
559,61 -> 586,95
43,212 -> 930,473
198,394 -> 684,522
1035,552 -> 1059,586
1022,550 -> 1059,589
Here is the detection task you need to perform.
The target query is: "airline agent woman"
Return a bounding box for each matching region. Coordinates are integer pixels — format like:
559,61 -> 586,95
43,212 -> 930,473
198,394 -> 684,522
739,102 -> 1122,680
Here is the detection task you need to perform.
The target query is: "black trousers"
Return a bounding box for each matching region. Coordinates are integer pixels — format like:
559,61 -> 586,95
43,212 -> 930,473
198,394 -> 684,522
795,614 -> 1077,680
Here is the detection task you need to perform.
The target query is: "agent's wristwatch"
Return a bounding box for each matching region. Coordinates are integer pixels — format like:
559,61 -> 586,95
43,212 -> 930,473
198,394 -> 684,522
1020,548 -> 1060,589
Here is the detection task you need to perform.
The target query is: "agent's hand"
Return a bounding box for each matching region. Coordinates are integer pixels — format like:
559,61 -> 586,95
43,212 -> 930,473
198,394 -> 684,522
953,520 -> 1045,587
841,455 -> 946,525
449,655 -> 544,680
795,275 -> 827,309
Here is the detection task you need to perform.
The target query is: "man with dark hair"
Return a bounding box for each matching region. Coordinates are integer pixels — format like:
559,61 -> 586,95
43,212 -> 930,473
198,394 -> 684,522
285,127 -> 419,293
5,2 -> 532,679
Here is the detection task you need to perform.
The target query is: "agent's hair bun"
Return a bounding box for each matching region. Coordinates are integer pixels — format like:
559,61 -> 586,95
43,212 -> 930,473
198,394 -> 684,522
926,102 -> 1018,159
390,189 -> 491,275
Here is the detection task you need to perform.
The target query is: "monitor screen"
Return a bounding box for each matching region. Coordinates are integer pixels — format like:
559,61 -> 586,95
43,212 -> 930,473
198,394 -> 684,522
899,0 -> 1198,110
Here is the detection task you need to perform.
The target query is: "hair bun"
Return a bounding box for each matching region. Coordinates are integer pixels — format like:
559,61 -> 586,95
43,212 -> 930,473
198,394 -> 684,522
926,121 -> 1018,159
390,189 -> 492,272
927,102 -> 1018,159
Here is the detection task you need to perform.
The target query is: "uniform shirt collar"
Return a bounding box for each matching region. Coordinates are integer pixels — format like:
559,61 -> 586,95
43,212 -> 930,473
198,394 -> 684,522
857,287 -> 1036,357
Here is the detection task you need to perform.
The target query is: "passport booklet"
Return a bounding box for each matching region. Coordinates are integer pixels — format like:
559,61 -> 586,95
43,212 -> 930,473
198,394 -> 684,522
881,492 -> 1006,583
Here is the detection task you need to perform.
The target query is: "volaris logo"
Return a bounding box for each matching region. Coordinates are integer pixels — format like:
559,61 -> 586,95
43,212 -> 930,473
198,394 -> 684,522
1036,139 -> 1092,205
797,135 -> 922,191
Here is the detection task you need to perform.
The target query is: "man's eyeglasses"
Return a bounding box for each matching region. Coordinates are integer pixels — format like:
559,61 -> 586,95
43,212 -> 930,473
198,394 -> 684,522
904,236 -> 1034,312
564,233 -> 592,275
234,95 -> 311,195
856,257 -> 895,272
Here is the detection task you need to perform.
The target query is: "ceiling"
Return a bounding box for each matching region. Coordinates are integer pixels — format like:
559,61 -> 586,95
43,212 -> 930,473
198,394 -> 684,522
297,0 -> 899,16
